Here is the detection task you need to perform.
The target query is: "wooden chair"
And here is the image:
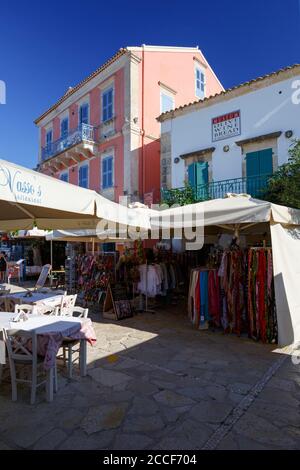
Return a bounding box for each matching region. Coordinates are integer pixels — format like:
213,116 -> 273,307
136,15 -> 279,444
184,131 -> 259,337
57,294 -> 77,316
3,328 -> 58,404
60,306 -> 88,379
14,304 -> 35,315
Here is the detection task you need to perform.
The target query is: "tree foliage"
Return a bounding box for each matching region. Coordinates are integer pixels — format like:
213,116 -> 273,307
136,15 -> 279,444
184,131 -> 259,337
161,183 -> 198,206
264,140 -> 300,209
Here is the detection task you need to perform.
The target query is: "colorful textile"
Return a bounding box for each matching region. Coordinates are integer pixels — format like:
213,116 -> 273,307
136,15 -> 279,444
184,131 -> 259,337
247,248 -> 277,343
37,318 -> 96,369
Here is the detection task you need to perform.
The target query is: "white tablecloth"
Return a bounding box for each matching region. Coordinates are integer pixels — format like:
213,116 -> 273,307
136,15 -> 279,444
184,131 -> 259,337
3,291 -> 64,313
0,312 -> 96,371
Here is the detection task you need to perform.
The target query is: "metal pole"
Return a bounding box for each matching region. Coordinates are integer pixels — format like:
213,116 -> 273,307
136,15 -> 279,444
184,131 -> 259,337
50,240 -> 53,287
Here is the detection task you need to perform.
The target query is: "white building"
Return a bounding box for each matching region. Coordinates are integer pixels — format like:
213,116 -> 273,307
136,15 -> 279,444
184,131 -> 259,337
158,64 -> 300,200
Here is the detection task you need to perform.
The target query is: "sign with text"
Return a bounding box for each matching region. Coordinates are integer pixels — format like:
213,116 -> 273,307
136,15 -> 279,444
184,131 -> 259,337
212,110 -> 241,142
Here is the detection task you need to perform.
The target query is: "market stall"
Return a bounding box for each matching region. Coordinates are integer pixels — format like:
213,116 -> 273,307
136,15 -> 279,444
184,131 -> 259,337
149,195 -> 300,347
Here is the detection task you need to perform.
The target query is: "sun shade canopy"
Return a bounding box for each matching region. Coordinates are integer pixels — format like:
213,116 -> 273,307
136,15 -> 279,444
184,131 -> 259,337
0,159 -> 151,231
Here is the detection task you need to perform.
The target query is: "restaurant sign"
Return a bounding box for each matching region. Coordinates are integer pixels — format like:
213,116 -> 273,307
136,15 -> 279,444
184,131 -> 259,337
212,110 -> 241,142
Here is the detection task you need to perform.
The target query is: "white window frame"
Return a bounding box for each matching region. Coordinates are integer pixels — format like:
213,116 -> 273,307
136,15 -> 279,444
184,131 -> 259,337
160,90 -> 175,114
78,162 -> 89,188
195,66 -> 205,99
101,154 -> 114,190
101,86 -> 114,123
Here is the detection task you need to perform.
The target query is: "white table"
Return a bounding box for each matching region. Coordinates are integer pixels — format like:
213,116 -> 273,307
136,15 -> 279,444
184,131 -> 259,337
2,291 -> 65,313
0,312 -> 94,380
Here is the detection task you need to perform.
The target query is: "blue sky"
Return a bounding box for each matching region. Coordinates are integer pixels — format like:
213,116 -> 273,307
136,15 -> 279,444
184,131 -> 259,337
0,0 -> 299,169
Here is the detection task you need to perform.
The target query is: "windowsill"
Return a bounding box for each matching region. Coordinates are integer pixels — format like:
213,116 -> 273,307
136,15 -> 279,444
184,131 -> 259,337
101,116 -> 116,126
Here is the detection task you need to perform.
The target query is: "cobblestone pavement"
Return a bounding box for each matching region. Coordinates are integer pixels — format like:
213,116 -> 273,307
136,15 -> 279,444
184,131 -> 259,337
0,303 -> 299,450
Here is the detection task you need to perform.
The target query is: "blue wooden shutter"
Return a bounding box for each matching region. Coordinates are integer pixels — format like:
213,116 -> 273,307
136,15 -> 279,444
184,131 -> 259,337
107,89 -> 113,120
79,165 -> 88,188
195,162 -> 208,186
195,162 -> 208,199
103,92 -> 108,122
188,163 -> 196,187
246,150 -> 272,197
246,151 -> 260,196
102,157 -> 113,188
61,118 -> 68,138
46,130 -> 52,145
80,104 -> 89,125
258,148 -> 273,197
102,88 -> 113,122
259,148 -> 273,175
102,158 -> 107,188
246,151 -> 260,177
107,157 -> 113,187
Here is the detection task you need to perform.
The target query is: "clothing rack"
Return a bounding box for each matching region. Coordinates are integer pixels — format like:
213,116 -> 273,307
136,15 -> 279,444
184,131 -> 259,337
139,261 -> 156,314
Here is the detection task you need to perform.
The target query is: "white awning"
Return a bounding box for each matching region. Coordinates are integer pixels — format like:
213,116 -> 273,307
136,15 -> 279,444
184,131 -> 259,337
0,159 -> 151,231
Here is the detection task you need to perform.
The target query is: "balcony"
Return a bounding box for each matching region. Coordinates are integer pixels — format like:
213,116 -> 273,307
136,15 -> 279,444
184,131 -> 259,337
161,174 -> 272,204
41,123 -> 96,164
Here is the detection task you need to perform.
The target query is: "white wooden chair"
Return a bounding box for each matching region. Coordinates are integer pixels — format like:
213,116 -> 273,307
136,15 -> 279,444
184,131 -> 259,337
14,304 -> 35,315
57,294 -> 77,316
60,306 -> 88,379
3,328 -> 58,404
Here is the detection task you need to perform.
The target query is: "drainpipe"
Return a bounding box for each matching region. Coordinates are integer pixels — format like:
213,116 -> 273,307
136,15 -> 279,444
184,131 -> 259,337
141,45 -> 145,200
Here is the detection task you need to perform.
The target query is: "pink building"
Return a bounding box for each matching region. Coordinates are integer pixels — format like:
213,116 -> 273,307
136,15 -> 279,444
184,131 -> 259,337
35,45 -> 223,204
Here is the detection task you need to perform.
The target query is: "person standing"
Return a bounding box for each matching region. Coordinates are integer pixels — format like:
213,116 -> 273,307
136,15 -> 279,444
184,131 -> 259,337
0,252 -> 7,282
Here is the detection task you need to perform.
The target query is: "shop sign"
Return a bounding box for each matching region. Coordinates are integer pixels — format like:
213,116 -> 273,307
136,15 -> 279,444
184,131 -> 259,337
212,110 -> 241,142
0,164 -> 42,205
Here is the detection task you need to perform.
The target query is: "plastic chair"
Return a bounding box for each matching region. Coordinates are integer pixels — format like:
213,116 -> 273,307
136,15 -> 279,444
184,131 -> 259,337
3,328 -> 58,404
60,306 -> 88,379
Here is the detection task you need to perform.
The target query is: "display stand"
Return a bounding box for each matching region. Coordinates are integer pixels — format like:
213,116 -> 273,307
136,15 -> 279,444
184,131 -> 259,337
65,243 -> 76,293
138,261 -> 156,314
103,283 -> 133,320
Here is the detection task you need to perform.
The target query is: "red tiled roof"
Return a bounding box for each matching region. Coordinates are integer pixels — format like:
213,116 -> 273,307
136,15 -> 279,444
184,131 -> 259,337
34,48 -> 127,124
158,63 -> 300,122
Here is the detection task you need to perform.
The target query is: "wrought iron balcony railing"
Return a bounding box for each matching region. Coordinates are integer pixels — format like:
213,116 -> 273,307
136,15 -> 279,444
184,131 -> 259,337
161,174 -> 272,204
41,123 -> 96,161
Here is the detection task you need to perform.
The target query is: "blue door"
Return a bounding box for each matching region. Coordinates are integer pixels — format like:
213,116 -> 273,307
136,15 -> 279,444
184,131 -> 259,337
246,148 -> 273,197
188,162 -> 209,200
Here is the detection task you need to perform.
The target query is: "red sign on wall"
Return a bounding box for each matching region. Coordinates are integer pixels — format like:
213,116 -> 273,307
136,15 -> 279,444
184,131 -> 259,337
212,110 -> 241,142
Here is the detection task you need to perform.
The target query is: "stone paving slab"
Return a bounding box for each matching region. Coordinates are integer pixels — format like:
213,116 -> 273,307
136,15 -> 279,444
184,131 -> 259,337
0,305 -> 299,449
